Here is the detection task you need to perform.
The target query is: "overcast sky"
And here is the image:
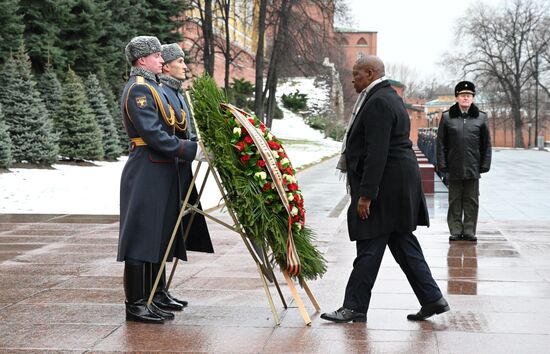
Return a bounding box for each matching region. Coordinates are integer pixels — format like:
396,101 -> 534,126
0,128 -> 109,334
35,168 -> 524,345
340,0 -> 505,83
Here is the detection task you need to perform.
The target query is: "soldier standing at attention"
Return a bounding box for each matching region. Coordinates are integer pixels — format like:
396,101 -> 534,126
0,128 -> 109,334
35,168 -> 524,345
117,36 -> 213,324
436,81 -> 491,242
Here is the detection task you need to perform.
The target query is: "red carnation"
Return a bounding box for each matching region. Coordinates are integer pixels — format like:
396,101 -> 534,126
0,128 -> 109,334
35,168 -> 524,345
260,124 -> 266,133
244,136 -> 253,144
248,118 -> 256,125
257,160 -> 266,168
288,183 -> 298,191
240,154 -> 251,164
262,183 -> 271,192
277,162 -> 283,170
284,167 -> 293,175
268,141 -> 280,150
293,194 -> 302,204
235,141 -> 245,152
241,127 -> 248,135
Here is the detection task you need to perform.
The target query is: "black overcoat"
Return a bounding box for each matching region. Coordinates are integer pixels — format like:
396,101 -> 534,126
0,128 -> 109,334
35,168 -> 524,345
436,103 -> 492,180
345,81 -> 429,240
117,73 -> 214,263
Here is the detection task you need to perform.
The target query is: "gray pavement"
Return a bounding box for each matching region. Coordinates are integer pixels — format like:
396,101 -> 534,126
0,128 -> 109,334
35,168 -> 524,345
0,149 -> 549,353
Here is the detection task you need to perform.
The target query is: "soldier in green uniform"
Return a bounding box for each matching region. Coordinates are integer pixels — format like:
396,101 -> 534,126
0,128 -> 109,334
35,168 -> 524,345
117,36 -> 214,324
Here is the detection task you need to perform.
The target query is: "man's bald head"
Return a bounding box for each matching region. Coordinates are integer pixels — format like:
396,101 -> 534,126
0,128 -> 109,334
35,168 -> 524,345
354,55 -> 385,78
351,55 -> 386,93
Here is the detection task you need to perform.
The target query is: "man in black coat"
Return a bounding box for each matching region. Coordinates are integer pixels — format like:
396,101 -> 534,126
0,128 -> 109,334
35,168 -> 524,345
117,36 -> 214,324
322,56 -> 449,323
437,81 -> 491,242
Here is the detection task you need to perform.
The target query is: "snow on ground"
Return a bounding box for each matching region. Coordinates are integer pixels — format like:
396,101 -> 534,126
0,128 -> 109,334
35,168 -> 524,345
0,77 -> 341,214
0,138 -> 340,215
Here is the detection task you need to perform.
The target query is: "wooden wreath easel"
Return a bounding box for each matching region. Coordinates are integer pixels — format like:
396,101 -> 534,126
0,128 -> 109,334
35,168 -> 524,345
147,98 -> 320,326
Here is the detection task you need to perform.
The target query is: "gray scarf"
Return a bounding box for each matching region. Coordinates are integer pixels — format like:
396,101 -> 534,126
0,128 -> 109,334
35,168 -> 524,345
130,67 -> 157,82
159,74 -> 183,90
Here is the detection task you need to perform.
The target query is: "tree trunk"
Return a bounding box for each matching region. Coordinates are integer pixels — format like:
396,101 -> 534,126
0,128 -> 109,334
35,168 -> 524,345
511,98 -> 524,148
493,111 -> 497,146
254,0 -> 267,121
201,0 -> 215,76
263,0 -> 292,126
223,0 -> 231,90
265,72 -> 278,128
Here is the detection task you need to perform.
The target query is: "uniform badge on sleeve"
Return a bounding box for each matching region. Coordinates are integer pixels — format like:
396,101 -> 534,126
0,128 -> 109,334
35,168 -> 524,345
136,96 -> 147,108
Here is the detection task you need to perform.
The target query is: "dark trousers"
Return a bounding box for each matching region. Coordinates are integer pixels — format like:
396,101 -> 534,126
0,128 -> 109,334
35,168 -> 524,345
343,231 -> 442,313
447,179 -> 479,237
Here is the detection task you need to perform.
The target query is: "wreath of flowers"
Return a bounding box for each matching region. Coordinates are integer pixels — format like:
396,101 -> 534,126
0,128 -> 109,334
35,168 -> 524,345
190,76 -> 326,280
229,115 -> 306,232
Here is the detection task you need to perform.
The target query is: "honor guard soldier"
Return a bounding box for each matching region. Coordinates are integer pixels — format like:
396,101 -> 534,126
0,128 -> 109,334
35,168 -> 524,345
158,42 -> 213,309
117,36 -> 214,324
160,43 -> 199,141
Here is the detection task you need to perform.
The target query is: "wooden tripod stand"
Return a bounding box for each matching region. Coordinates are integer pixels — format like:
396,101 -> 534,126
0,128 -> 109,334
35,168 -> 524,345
147,146 -> 321,325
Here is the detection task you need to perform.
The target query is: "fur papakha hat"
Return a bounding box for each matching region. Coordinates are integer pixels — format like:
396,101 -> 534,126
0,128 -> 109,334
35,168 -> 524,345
161,43 -> 185,63
125,36 -> 162,63
455,81 -> 476,96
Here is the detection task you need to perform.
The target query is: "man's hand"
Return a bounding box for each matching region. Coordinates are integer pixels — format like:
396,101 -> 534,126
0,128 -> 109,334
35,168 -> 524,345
357,197 -> 371,220
194,143 -> 208,162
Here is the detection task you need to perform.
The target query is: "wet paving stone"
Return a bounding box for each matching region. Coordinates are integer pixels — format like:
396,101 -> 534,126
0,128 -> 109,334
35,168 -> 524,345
0,236 -> 68,243
19,289 -> 123,304
92,325 -> 274,353
0,323 -> 119,351
1,154 -> 550,352
0,303 -> 124,325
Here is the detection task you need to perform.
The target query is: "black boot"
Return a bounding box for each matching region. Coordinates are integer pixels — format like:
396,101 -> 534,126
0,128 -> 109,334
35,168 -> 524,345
152,263 -> 187,310
124,263 -> 164,324
145,263 -> 175,320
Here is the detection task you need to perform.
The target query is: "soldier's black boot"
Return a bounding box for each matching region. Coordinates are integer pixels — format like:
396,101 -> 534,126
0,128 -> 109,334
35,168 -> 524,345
124,262 -> 164,324
145,263 -> 175,320
152,263 -> 187,310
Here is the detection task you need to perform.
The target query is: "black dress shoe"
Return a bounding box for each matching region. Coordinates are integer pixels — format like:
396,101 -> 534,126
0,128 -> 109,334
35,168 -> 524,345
462,234 -> 477,242
449,234 -> 463,241
153,290 -> 185,311
320,307 -> 366,323
407,297 -> 450,321
149,301 -> 175,320
125,299 -> 164,324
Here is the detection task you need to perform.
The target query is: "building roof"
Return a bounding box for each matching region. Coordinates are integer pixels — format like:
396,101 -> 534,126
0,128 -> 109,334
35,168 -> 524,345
334,27 -> 377,33
404,103 -> 424,112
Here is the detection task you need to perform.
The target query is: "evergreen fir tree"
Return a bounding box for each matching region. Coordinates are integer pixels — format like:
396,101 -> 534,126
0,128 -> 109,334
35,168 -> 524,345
37,62 -> 64,124
85,73 -> 121,160
18,0 -> 69,73
0,46 -> 58,165
102,0 -> 148,91
57,68 -> 104,160
0,104 -> 13,169
61,0 -> 109,78
144,0 -> 191,43
0,0 -> 25,66
97,68 -> 127,150
103,0 -> 191,92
